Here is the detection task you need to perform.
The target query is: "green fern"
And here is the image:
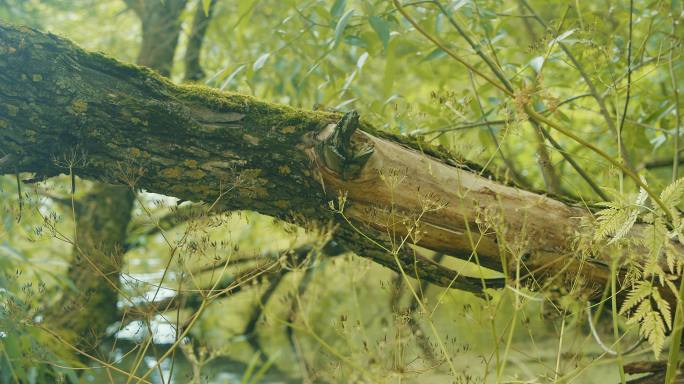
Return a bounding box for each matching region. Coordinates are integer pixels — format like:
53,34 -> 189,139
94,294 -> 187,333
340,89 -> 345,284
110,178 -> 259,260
620,281 -> 671,358
594,188 -> 646,244
659,177 -> 684,209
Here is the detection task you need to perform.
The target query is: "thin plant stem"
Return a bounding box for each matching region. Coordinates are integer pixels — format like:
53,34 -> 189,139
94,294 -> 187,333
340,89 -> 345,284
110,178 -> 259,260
670,29 -> 682,181
611,257 -> 626,384
665,275 -> 684,383
518,0 -> 634,171
666,6 -> 684,373
616,0 -> 634,194
392,0 -> 513,97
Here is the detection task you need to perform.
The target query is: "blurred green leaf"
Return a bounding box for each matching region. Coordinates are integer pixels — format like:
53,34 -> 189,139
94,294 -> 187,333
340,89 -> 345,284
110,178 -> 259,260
369,16 -> 390,50
332,9 -> 354,48
330,0 -> 346,19
252,53 -> 270,71
221,64 -> 246,90
422,47 -> 446,62
202,0 -> 211,16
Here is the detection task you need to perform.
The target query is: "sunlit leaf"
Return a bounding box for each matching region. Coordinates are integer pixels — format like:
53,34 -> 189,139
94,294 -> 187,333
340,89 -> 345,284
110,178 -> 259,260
548,29 -> 576,47
220,64 -> 246,90
252,53 -> 270,71
529,56 -> 544,73
202,0 -> 211,16
356,52 -> 369,69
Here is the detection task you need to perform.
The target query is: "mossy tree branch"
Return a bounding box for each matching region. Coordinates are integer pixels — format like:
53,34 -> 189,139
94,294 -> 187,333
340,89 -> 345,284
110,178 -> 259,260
2,24 -> 678,302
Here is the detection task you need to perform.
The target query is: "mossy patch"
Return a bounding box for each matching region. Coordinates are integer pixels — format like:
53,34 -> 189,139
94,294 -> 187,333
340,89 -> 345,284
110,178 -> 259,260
160,167 -> 183,178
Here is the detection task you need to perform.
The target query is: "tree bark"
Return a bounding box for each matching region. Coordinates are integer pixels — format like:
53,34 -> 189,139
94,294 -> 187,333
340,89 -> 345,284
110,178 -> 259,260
0,24 -> 676,302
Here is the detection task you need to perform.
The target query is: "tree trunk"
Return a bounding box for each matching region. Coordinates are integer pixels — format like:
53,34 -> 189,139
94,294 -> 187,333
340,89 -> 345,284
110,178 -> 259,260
44,1 -> 187,355
50,185 -> 134,351
184,0 -> 216,82
0,24 -> 678,304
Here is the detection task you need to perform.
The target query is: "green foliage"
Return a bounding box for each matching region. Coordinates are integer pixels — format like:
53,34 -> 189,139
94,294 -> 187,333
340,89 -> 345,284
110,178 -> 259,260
594,177 -> 684,358
0,0 -> 683,382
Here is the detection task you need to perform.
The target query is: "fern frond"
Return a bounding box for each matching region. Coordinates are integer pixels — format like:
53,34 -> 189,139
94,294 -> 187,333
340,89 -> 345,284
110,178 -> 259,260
641,310 -> 666,359
659,177 -> 684,208
620,281 -> 652,315
652,289 -> 672,330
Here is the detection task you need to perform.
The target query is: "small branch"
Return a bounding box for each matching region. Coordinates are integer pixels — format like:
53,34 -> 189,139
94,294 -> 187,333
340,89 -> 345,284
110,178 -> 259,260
531,119 -> 562,194
538,122 -> 610,201
642,151 -> 684,170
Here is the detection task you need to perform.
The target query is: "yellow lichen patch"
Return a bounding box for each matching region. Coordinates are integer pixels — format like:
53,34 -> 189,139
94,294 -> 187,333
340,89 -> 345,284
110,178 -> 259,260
184,159 -> 199,168
0,46 -> 16,54
160,167 -> 183,179
278,165 -> 291,174
32,74 -> 42,82
130,148 -> 141,157
281,126 -> 297,134
193,184 -> 212,195
243,134 -> 260,146
131,117 -> 141,125
186,169 -> 206,179
201,160 -> 233,171
70,99 -> 88,114
253,187 -> 269,198
241,168 -> 263,178
6,105 -> 18,117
